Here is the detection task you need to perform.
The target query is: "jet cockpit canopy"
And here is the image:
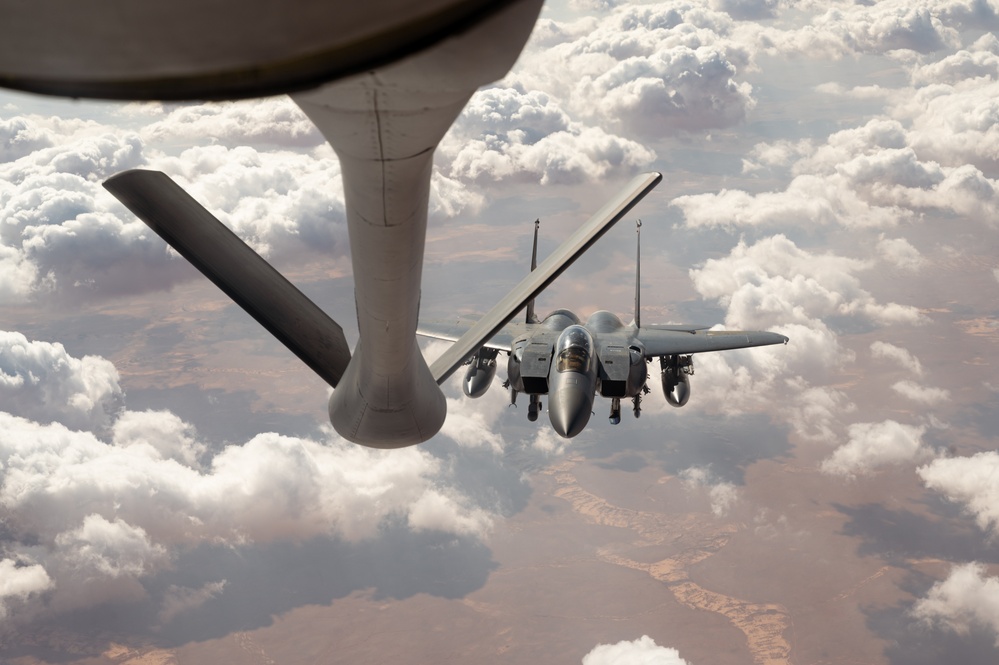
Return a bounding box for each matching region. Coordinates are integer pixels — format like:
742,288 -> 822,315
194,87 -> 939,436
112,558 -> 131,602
555,325 -> 594,373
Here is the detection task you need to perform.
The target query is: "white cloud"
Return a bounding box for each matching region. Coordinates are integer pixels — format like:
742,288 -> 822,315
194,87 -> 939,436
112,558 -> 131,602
870,341 -> 924,376
678,114 -> 999,231
530,426 -> 567,456
441,87 -> 655,185
782,379 -> 855,444
750,0 -> 978,59
877,235 -> 926,270
821,420 -> 932,477
0,559 -> 53,620
898,78 -> 999,173
582,635 -> 690,665
0,330 -> 123,432
0,116 -> 54,162
112,410 -> 206,467
919,452 -> 999,537
891,380 -> 950,404
0,332 -> 502,623
680,467 -> 739,517
912,562 -> 999,645
441,395 -> 508,454
138,99 -> 322,149
910,33 -> 999,85
0,411 -> 493,620
689,235 -> 924,331
513,2 -> 754,138
49,515 -> 170,612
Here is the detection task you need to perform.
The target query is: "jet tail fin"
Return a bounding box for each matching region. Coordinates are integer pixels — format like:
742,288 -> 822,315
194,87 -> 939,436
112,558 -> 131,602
525,218 -> 540,324
634,219 -> 642,328
429,171 -> 662,385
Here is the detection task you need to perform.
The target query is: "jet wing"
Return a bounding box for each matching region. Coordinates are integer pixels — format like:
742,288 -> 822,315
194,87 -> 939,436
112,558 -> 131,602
636,328 -> 788,357
418,318 -> 521,352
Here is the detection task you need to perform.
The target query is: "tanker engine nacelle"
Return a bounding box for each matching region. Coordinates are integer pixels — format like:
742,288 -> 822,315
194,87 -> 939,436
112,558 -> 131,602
463,348 -> 499,398
660,354 -> 693,408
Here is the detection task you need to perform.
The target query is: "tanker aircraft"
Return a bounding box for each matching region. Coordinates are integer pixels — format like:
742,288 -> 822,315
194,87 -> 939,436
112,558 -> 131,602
419,220 -> 788,439
1,0 -> 579,448
0,0 -> 771,448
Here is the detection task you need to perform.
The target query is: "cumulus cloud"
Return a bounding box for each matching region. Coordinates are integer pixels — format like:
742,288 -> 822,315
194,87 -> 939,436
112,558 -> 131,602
1,116 -> 54,161
511,2 -> 755,138
0,103 -> 485,304
582,635 -> 690,665
871,341 -> 925,376
440,87 -> 655,185
750,0 -> 982,60
151,143 -> 349,258
910,33 -> 999,86
821,420 -> 932,477
0,332 -> 499,625
0,411 -> 493,621
912,562 -> 999,645
680,466 -> 739,517
897,78 -> 999,173
919,452 -> 999,537
0,120 -> 319,303
679,116 -> 999,231
671,176 -> 906,230
877,235 -> 926,270
0,330 -> 123,432
689,235 -> 924,330
138,99 -> 322,149
0,559 -> 53,620
891,379 -> 950,404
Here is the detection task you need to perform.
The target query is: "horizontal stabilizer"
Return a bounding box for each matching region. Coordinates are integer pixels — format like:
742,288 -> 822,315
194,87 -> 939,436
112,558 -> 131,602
104,169 -> 352,388
429,171 -> 663,384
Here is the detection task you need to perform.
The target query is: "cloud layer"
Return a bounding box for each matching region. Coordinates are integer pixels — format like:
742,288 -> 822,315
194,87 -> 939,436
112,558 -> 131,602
582,635 -> 690,665
0,333 -> 493,625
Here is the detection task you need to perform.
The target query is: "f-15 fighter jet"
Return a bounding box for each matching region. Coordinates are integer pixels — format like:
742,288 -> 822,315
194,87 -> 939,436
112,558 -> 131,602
420,216 -> 788,438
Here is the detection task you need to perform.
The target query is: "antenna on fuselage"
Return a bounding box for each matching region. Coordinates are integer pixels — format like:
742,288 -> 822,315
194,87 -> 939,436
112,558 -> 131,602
634,219 -> 642,328
525,218 -> 540,324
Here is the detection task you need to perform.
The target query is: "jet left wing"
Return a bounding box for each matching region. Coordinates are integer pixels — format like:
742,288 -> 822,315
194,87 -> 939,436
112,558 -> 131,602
637,328 -> 788,357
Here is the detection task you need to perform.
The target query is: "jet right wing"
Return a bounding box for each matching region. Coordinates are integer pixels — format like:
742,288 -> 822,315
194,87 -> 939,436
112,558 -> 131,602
418,317 -> 524,352
636,328 -> 788,357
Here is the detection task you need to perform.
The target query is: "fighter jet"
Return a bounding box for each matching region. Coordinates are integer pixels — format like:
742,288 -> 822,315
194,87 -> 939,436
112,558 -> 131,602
419,219 -> 788,439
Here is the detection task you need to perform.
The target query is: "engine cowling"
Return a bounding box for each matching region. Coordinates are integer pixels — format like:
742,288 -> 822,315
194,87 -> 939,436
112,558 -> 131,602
663,371 -> 690,407
660,354 -> 692,408
463,348 -> 498,398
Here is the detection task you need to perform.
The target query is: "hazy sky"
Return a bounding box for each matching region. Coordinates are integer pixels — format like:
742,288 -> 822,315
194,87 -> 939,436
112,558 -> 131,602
1,0 -> 999,662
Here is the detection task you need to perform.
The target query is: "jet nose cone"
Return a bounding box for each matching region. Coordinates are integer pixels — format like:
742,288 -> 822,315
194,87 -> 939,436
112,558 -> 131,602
549,387 -> 592,439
